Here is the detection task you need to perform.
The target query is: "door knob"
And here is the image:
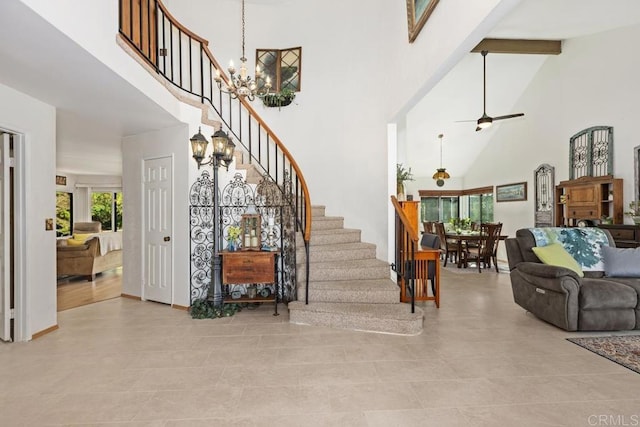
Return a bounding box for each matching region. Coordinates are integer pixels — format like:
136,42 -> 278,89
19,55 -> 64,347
164,236 -> 171,242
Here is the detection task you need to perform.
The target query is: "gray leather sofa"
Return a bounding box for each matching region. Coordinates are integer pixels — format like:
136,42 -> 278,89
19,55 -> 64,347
505,228 -> 640,331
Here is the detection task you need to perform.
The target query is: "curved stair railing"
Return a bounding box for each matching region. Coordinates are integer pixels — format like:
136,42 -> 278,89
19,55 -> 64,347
118,0 -> 311,302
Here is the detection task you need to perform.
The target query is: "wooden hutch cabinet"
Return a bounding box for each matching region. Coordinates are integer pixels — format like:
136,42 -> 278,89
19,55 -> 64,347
554,176 -> 623,226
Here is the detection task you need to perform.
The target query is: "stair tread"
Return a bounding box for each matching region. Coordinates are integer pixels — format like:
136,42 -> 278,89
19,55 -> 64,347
307,279 -> 397,290
306,242 -> 376,252
289,301 -> 423,320
310,228 -> 360,236
307,258 -> 389,268
313,215 -> 343,221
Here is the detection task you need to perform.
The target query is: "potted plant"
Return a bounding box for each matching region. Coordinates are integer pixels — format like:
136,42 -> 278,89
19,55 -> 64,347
625,201 -> 640,224
600,215 -> 613,225
226,224 -> 242,251
396,163 -> 414,200
260,88 -> 296,109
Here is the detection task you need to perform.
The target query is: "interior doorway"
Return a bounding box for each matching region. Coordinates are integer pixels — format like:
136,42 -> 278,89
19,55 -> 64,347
143,156 -> 173,304
56,187 -> 124,311
0,130 -> 26,342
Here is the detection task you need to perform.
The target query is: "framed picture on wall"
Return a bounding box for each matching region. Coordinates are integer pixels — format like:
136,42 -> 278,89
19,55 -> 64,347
56,175 -> 67,186
406,0 -> 440,43
496,182 -> 527,202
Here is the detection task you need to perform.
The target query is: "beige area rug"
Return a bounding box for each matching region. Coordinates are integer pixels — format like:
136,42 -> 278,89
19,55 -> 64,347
567,335 -> 640,375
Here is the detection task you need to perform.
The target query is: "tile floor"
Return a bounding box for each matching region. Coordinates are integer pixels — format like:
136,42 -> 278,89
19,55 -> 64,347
1,269 -> 639,426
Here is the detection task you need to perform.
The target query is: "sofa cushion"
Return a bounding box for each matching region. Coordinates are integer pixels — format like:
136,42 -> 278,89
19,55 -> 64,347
602,246 -> 640,277
532,243 -> 584,277
579,279 -> 637,310
73,232 -> 93,242
67,238 -> 88,246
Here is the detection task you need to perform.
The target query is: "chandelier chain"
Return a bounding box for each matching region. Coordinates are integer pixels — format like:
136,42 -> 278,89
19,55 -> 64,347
241,0 -> 246,61
213,0 -> 271,100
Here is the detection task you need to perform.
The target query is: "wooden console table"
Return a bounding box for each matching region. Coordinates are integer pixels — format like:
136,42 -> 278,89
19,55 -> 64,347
220,250 -> 279,315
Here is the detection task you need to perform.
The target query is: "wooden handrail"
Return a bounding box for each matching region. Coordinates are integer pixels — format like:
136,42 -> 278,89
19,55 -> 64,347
156,1 -> 209,46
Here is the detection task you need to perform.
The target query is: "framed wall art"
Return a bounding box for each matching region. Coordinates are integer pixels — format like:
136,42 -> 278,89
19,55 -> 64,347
406,0 -> 439,43
496,182 -> 527,203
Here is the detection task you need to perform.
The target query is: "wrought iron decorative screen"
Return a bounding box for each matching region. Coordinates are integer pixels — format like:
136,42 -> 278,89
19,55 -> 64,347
189,171 -> 297,304
569,126 -> 613,179
534,164 -> 554,227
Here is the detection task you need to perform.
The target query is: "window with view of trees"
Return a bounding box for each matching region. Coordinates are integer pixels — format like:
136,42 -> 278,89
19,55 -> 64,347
91,192 -> 123,231
419,187 -> 493,224
56,192 -> 73,237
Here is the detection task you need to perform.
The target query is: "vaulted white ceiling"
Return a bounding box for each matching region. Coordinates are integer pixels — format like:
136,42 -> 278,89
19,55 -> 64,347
406,0 -> 640,182
1,0 -> 640,177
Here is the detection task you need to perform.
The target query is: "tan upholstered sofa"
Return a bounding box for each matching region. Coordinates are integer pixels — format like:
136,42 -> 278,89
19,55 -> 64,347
56,222 -> 123,281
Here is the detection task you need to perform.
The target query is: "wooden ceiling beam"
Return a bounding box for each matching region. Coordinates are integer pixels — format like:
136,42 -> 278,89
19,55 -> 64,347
471,38 -> 562,55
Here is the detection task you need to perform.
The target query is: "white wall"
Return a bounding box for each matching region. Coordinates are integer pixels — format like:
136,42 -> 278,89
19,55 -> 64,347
20,0 -> 187,123
160,0 -> 519,260
464,23 -> 640,257
0,82 -> 56,338
122,123 -> 196,307
18,0 -> 528,307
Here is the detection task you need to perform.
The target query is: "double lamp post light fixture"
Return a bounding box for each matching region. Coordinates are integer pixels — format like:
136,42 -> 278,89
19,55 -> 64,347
190,127 -> 236,304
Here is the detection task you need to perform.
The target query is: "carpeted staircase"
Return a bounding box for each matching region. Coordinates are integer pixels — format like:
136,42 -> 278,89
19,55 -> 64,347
288,206 -> 424,335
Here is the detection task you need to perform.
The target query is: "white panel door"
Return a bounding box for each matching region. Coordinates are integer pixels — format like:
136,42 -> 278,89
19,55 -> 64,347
0,134 -> 11,341
143,156 -> 173,304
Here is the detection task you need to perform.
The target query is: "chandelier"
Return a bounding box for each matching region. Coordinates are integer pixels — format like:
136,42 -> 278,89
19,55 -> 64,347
432,133 -> 450,187
213,0 -> 271,101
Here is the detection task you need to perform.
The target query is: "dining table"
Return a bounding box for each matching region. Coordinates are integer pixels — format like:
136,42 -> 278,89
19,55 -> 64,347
444,231 -> 508,269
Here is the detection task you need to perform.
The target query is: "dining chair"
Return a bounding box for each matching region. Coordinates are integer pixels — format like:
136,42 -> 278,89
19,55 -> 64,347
434,222 -> 460,267
464,222 -> 502,273
422,221 -> 435,234
419,232 -> 441,296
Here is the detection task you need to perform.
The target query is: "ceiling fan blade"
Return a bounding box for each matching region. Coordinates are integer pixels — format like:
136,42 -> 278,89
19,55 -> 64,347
457,51 -> 525,129
492,113 -> 525,121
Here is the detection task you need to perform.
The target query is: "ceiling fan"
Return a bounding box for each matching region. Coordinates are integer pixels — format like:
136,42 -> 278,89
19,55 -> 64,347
460,50 -> 524,132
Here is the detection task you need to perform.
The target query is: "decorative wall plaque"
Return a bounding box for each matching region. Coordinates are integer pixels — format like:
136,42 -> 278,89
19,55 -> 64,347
534,164 -> 555,227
